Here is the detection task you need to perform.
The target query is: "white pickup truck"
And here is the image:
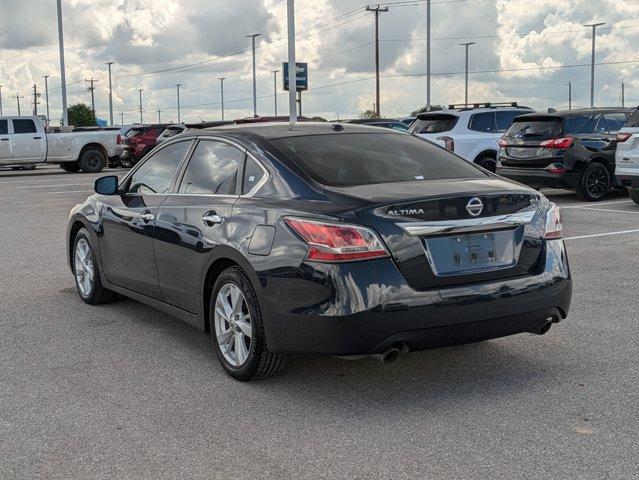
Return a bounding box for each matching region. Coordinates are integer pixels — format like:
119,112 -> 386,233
0,116 -> 120,173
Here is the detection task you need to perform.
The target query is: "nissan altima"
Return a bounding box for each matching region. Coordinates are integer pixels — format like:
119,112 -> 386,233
67,122 -> 572,381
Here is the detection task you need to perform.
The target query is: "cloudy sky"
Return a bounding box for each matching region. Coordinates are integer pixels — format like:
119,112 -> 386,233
0,0 -> 638,124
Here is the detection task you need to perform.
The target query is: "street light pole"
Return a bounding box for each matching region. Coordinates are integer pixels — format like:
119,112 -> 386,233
459,42 -> 475,107
287,0 -> 297,127
106,62 -> 114,126
138,89 -> 143,123
246,33 -> 261,118
43,76 -> 50,125
176,84 -> 182,123
366,5 -> 389,117
567,81 -> 572,110
219,77 -> 226,121
426,0 -> 431,111
272,70 -> 279,116
120,112 -> 125,125
584,22 -> 605,108
0,85 -> 4,117
56,0 -> 68,126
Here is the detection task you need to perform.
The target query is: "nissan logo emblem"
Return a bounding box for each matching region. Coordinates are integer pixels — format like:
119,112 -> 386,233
466,197 -> 484,217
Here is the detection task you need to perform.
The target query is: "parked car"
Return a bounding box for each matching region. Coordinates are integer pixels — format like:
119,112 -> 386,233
0,116 -> 120,173
497,108 -> 632,201
409,103 -> 534,171
156,124 -> 187,145
399,116 -> 416,126
342,119 -> 409,132
67,122 -> 571,381
119,124 -> 168,167
615,107 -> 639,205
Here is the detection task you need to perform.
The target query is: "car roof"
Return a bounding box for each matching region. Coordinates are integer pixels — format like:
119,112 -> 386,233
515,107 -> 633,119
185,121 -> 404,140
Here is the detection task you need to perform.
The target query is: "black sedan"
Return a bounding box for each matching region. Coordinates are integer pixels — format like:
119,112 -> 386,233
496,108 -> 632,201
67,122 -> 572,381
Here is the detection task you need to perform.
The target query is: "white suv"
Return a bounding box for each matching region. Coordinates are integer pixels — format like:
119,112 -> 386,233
409,103 -> 533,171
615,107 -> 639,205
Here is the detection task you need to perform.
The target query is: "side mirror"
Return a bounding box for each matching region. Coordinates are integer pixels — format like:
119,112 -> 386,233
94,175 -> 119,195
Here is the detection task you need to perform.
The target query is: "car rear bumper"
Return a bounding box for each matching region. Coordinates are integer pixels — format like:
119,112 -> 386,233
260,239 -> 572,355
615,171 -> 639,188
496,166 -> 580,189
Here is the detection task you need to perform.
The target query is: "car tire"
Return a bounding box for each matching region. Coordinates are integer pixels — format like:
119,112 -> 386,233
475,155 -> 497,173
60,162 -> 81,173
577,163 -> 611,202
118,156 -> 134,168
72,228 -> 118,305
628,188 -> 639,206
210,266 -> 286,381
78,148 -> 106,173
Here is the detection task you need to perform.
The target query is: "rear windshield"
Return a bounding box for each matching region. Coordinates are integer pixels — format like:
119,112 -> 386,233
505,117 -> 562,140
409,114 -> 458,134
626,109 -> 639,128
271,133 -> 485,187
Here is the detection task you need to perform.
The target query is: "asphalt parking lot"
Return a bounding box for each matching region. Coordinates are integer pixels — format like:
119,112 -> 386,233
1,165 -> 638,480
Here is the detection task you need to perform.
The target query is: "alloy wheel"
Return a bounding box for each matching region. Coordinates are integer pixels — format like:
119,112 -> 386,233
74,238 -> 94,296
585,166 -> 609,199
214,283 -> 252,367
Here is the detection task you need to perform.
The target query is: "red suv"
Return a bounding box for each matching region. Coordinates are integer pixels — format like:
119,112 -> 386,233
119,124 -> 168,167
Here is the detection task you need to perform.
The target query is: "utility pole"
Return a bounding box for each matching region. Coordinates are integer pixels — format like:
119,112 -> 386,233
56,0 -> 68,126
272,70 -> 279,116
157,109 -> 162,123
567,81 -> 572,110
119,112 -> 125,125
426,0 -> 431,111
219,77 -> 226,121
43,76 -> 50,125
176,84 -> 182,123
366,5 -> 389,117
106,62 -> 114,126
246,34 -> 261,117
13,94 -> 25,116
0,85 -> 3,116
138,89 -> 144,123
584,22 -> 605,108
32,84 -> 41,116
287,0 -> 297,127
621,82 -> 625,108
459,42 -> 475,107
85,78 -> 98,115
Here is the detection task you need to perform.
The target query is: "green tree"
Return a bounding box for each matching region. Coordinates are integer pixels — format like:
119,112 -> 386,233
410,104 -> 444,116
67,103 -> 96,127
360,109 -> 379,119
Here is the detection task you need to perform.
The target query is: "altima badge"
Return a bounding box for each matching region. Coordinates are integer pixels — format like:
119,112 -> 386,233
466,197 -> 484,217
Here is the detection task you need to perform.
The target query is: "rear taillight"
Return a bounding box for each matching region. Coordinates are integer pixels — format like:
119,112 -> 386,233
116,134 -> 121,145
543,203 -> 562,239
436,136 -> 454,151
498,138 -> 508,147
617,132 -> 632,142
285,217 -> 389,262
540,137 -> 574,149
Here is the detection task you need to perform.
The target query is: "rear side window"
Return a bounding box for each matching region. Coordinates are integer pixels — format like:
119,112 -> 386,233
495,111 -> 525,132
0,120 -> 7,135
12,119 -> 37,134
242,157 -> 265,194
127,141 -> 191,194
505,118 -> 562,139
272,133 -> 486,187
409,114 -> 458,134
626,109 -> 639,128
603,113 -> 628,133
563,115 -> 594,134
178,141 -> 243,195
468,113 -> 494,133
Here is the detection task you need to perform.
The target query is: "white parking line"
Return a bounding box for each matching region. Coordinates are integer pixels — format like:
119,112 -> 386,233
577,207 -> 639,215
47,190 -> 94,194
559,200 -> 634,209
565,229 -> 639,241
17,183 -> 91,189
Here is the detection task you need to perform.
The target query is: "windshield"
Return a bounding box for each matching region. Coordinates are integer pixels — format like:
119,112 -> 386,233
271,133 -> 486,187
409,114 -> 458,134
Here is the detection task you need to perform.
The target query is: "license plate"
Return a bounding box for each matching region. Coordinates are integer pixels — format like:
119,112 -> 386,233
424,231 -> 519,276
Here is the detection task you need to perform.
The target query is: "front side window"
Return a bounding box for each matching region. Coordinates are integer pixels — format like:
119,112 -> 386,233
468,112 -> 494,133
495,111 -> 525,132
0,120 -> 7,135
272,133 -> 486,187
12,119 -> 37,134
178,141 -> 244,195
127,141 -> 191,194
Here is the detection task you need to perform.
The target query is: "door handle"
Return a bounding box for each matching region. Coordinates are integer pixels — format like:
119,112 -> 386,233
140,212 -> 155,223
0,138 -> 9,141
202,213 -> 224,226
33,136 -> 42,140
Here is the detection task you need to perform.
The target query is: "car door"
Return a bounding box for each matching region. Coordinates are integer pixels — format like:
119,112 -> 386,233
98,140 -> 193,298
11,118 -> 45,163
154,138 -> 245,313
0,120 -> 12,165
460,112 -> 494,160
